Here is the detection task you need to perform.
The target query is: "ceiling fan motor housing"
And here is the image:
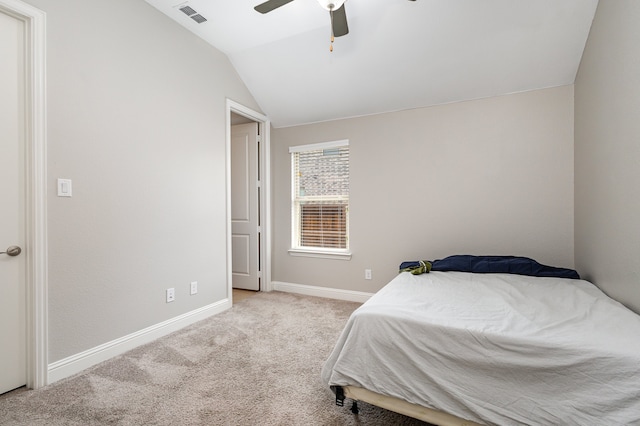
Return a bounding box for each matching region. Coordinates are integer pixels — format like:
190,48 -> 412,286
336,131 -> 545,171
317,0 -> 346,11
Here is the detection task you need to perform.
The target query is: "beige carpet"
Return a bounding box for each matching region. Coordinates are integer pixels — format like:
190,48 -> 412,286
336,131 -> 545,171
0,291 -> 429,425
232,288 -> 257,304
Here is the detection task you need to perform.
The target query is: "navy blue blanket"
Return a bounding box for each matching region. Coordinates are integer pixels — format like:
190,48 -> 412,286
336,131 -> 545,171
399,255 -> 580,279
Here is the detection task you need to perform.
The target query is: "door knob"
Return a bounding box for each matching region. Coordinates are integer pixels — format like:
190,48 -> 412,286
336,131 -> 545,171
1,246 -> 21,256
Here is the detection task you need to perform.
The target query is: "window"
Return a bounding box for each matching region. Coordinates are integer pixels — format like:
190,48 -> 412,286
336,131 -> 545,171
289,140 -> 350,258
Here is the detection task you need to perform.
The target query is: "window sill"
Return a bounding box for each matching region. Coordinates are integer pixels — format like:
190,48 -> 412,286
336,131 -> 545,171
288,248 -> 352,261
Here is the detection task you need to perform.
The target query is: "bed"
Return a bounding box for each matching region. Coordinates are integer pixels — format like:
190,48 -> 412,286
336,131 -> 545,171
321,256 -> 640,425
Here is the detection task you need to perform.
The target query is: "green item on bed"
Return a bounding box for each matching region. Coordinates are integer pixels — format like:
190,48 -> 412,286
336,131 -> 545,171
399,260 -> 432,275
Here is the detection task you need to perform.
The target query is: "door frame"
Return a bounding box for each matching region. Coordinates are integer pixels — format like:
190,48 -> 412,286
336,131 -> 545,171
0,0 -> 48,389
226,100 -> 271,297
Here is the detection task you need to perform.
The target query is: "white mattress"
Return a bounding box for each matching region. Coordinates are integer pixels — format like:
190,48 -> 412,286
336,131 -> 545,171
321,271 -> 640,425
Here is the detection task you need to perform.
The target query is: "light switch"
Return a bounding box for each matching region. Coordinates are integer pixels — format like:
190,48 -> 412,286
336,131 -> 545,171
57,178 -> 72,197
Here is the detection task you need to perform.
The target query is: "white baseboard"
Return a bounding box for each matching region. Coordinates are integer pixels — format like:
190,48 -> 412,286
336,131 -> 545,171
272,281 -> 373,303
47,298 -> 232,384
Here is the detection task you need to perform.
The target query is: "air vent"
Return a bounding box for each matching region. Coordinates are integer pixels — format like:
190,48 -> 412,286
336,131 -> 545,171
176,4 -> 207,24
190,14 -> 207,24
178,5 -> 197,16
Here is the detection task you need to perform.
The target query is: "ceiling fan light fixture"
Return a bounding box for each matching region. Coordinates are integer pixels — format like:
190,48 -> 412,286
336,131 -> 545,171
316,0 -> 346,11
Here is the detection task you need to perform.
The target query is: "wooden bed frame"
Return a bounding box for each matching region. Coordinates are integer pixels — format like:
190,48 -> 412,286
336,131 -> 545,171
341,386 -> 484,426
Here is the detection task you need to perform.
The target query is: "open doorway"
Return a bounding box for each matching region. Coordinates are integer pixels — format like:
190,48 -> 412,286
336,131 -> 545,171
230,117 -> 260,292
0,0 -> 48,390
226,100 -> 271,305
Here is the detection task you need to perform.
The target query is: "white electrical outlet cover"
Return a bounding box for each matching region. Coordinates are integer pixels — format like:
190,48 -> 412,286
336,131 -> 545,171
166,288 -> 175,302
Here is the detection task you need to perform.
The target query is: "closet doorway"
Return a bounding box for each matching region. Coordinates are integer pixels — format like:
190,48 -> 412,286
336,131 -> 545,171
231,118 -> 260,291
227,101 -> 271,300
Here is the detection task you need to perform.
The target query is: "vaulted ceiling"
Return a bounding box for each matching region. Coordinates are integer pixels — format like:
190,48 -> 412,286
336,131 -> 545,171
145,0 -> 599,128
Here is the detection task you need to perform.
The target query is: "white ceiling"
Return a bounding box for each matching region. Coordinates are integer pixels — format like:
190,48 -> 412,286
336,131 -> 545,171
145,0 -> 599,128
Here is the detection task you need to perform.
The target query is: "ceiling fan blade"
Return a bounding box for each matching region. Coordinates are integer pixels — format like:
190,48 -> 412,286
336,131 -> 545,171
254,0 -> 295,14
331,4 -> 349,37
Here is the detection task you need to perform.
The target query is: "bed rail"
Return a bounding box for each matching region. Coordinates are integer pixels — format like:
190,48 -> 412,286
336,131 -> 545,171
338,385 -> 484,426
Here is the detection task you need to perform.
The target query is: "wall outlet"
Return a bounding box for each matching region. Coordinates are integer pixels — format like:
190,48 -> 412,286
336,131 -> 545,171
365,269 -> 372,280
166,288 -> 175,303
190,281 -> 198,295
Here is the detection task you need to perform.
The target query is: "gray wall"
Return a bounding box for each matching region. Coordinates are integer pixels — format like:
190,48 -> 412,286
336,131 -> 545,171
272,86 -> 575,293
24,0 -> 261,362
575,0 -> 640,313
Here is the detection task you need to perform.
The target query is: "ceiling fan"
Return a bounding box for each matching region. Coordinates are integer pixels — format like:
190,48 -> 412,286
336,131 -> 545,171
254,0 -> 349,51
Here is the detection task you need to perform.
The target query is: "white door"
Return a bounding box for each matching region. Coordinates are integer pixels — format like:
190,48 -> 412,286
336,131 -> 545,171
231,123 -> 260,291
0,10 -> 27,394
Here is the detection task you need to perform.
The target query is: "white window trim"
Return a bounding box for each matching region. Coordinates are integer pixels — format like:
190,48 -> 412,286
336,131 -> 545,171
288,247 -> 352,260
288,139 -> 349,153
289,139 -> 350,259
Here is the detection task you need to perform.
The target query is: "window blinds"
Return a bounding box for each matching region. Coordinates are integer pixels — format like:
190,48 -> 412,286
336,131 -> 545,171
291,142 -> 349,250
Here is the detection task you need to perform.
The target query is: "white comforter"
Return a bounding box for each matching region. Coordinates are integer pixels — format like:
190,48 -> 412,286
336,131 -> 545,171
321,271 -> 640,425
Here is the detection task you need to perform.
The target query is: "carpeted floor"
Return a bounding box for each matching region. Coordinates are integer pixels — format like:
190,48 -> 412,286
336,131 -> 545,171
232,288 -> 257,304
0,291 -> 429,425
